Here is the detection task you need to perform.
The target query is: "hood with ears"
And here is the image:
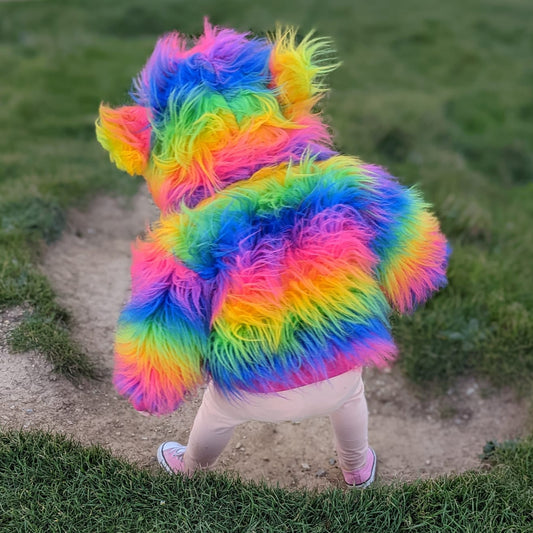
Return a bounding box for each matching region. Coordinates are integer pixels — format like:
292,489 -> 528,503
96,20 -> 339,212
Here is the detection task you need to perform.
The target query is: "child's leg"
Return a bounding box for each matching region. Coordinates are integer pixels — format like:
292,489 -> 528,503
183,384 -> 242,472
180,368 -> 369,474
328,372 -> 369,472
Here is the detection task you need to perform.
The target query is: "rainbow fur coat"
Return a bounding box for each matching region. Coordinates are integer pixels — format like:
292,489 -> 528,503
96,21 -> 449,415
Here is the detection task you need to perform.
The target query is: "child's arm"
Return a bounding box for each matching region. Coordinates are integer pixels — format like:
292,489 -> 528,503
113,236 -> 208,415
365,166 -> 449,314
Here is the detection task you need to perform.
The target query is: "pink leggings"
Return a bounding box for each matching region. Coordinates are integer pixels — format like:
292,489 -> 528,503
183,369 -> 368,474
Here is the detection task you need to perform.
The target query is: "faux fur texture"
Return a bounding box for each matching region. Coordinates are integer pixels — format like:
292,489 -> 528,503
97,20 -> 449,415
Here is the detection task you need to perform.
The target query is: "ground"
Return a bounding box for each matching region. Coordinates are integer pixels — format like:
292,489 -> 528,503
0,190 -> 530,490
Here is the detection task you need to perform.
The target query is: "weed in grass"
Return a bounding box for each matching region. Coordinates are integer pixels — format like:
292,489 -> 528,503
481,439 -> 520,463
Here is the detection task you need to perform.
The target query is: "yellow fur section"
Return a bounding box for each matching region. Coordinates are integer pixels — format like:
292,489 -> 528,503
115,322 -> 202,390
213,262 -> 380,356
269,27 -> 340,119
142,166 -> 166,209
381,209 -> 445,310
95,104 -> 148,176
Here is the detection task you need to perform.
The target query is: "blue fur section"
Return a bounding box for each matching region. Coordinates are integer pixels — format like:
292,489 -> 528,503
133,35 -> 272,123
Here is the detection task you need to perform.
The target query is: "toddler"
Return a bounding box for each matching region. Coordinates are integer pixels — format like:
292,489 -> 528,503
96,20 -> 449,488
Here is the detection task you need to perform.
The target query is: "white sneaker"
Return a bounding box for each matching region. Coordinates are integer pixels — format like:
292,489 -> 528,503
157,441 -> 187,474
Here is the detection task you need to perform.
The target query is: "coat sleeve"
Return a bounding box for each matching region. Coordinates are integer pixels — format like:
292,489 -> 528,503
113,235 -> 208,415
365,166 -> 450,314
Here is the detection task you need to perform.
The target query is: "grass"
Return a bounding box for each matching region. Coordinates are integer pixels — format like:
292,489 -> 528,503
1,429 -> 532,532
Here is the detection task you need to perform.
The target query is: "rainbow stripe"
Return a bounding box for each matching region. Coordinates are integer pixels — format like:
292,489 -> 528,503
97,22 -> 449,414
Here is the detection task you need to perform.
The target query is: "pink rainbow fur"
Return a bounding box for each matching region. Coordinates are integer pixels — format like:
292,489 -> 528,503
96,21 -> 449,414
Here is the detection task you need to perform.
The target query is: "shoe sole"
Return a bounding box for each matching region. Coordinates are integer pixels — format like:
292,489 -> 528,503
352,448 -> 377,489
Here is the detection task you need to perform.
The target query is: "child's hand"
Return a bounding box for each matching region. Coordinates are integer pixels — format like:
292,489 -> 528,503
138,410 -> 154,417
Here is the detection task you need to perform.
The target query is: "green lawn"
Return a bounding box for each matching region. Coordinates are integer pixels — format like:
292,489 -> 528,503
1,0 -> 532,529
1,430 -> 532,532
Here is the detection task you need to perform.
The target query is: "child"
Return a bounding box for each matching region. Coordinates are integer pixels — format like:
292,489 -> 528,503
96,20 -> 449,488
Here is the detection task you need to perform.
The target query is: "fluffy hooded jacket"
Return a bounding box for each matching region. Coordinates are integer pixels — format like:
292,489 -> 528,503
96,21 -> 449,415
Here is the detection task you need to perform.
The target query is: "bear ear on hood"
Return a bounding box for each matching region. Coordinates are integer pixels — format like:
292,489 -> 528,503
96,104 -> 151,176
269,27 -> 340,121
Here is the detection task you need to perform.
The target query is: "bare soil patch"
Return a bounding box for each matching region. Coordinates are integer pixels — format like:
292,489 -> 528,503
1,188 -> 530,490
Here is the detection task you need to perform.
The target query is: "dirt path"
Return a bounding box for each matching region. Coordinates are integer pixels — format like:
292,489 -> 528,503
1,189 -> 530,490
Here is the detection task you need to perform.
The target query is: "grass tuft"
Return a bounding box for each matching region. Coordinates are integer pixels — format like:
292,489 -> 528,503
8,314 -> 97,379
0,229 -> 97,380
